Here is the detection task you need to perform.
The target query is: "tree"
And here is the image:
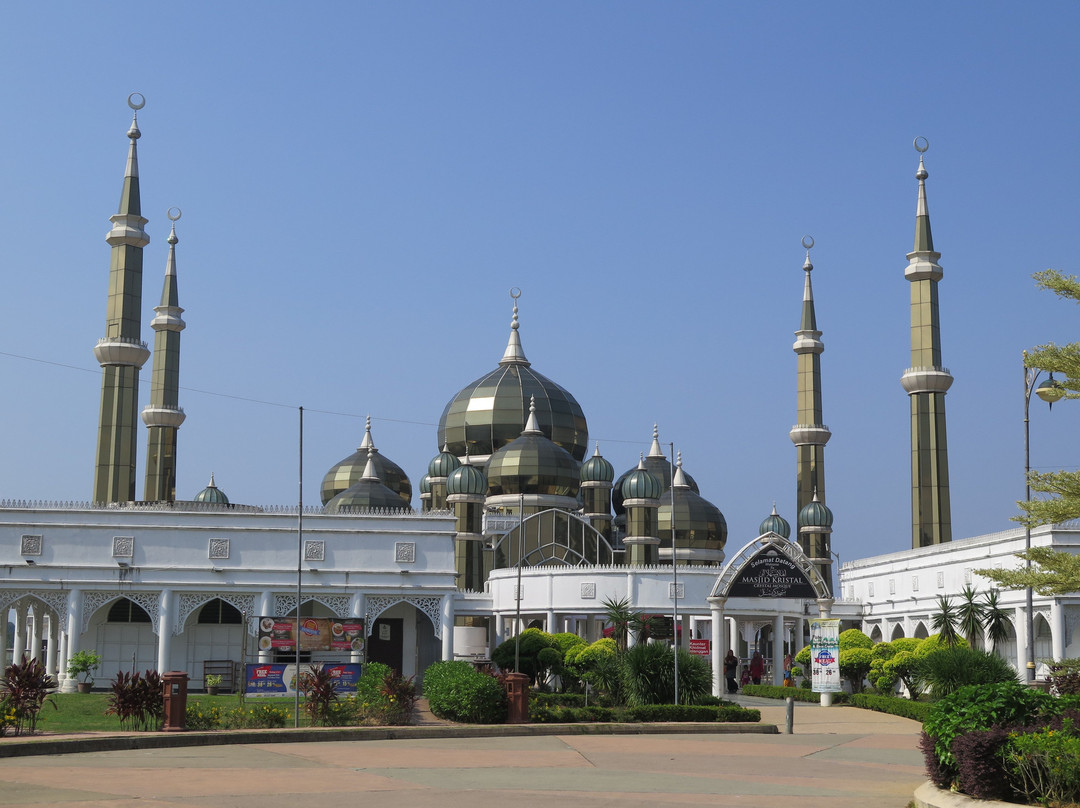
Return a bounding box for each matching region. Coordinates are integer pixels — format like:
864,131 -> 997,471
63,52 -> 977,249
932,596 -> 961,647
977,546 -> 1080,596
1015,270 -> 1080,529
956,585 -> 986,648
601,597 -> 638,652
982,589 -> 1013,652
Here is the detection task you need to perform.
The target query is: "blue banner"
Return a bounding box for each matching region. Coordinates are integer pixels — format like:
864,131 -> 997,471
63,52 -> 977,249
245,663 -> 363,695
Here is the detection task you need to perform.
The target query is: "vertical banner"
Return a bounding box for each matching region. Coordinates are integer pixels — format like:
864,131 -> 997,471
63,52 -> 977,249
810,618 -> 841,693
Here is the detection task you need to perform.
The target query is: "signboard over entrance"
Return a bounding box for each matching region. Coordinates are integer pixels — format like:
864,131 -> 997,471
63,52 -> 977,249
727,546 -> 817,599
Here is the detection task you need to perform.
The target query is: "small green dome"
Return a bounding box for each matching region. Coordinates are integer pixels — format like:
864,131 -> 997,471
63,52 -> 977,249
326,448 -> 412,513
428,445 -> 462,478
486,397 -> 581,497
419,474 -> 432,495
580,443 -> 614,483
193,474 -> 229,505
621,458 -> 662,501
447,462 -> 487,496
798,494 -> 834,530
612,426 -> 698,515
759,505 -> 791,539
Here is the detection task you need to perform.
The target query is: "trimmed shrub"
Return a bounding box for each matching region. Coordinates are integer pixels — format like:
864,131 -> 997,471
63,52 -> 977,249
620,704 -> 759,723
185,701 -> 223,731
952,726 -> 1014,801
221,703 -> 289,729
916,646 -> 1018,701
491,628 -> 560,684
1049,658 -> 1080,695
422,661 -> 507,723
838,629 -> 873,651
740,684 -> 849,703
838,647 -> 873,693
848,693 -> 932,722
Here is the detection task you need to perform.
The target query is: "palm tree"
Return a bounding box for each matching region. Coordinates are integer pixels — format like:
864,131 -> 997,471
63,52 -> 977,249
601,596 -> 638,652
982,589 -> 1012,654
956,585 -> 986,648
932,595 -> 961,647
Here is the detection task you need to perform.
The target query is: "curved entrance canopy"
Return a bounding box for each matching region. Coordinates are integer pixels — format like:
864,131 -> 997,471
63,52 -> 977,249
709,531 -> 829,600
491,508 -> 614,567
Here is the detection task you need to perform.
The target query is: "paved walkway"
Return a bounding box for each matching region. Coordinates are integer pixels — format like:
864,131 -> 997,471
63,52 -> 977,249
0,697 -> 927,807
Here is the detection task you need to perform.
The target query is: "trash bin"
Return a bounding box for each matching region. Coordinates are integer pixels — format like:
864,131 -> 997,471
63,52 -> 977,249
504,672 -> 530,724
162,671 -> 189,732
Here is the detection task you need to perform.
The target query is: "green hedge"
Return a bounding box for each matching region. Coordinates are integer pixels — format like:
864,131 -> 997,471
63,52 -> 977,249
422,661 -> 507,723
741,685 -> 849,703
848,693 -> 932,722
530,702 -> 760,724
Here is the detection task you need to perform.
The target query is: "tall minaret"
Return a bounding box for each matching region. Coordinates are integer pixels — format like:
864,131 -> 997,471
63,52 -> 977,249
93,95 -> 151,504
788,236 -> 833,593
900,138 -> 953,548
142,209 -> 187,502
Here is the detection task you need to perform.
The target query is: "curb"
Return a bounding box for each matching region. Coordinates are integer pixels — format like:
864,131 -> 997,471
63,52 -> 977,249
913,781 -> 1020,808
0,721 -> 777,759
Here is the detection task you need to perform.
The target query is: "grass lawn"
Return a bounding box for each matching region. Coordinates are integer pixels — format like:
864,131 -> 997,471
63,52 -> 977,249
30,693 -> 313,734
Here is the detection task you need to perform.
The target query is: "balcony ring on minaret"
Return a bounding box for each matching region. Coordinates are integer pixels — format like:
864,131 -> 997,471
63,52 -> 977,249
901,366 -> 954,395
94,337 -> 150,368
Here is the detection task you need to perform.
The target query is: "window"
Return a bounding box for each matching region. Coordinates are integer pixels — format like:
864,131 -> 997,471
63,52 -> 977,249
106,599 -> 151,623
197,599 -> 242,624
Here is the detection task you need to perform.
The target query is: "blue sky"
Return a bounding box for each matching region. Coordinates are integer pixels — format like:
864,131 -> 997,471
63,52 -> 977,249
1,3 -> 1078,565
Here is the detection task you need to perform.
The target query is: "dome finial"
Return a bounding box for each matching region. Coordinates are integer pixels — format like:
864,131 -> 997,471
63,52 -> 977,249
523,394 -> 543,435
127,93 -> 145,140
361,446 -> 380,480
359,415 -> 374,450
208,472 -> 216,488
802,235 -> 814,272
647,424 -> 665,458
499,287 -> 530,366
673,450 -> 689,487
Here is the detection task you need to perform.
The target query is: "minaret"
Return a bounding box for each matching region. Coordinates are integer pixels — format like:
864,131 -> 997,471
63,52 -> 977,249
900,138 -> 953,548
621,455 -> 662,566
93,95 -> 151,504
142,209 -> 186,502
788,236 -> 833,592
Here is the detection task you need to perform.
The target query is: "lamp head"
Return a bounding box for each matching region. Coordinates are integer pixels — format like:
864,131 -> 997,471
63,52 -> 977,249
1035,374 -> 1066,408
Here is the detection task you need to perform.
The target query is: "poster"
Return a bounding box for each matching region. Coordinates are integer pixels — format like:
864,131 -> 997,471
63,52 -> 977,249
245,663 -> 363,695
810,618 -> 841,693
257,617 -> 364,653
688,639 -> 711,657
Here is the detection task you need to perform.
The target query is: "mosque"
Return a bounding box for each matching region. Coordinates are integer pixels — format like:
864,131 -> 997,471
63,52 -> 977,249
2,99 -> 1077,696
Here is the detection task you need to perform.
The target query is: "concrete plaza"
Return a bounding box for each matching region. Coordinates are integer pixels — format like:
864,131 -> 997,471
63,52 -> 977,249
0,698 -> 926,807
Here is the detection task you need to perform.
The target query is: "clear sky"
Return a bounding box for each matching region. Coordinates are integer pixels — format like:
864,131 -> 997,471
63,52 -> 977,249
1,3 -> 1078,567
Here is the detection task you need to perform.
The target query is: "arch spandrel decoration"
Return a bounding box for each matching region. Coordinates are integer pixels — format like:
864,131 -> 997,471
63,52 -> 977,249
366,595 -> 443,640
710,532 -> 829,600
273,594 -> 352,619
174,593 -> 258,637
0,589 -> 68,618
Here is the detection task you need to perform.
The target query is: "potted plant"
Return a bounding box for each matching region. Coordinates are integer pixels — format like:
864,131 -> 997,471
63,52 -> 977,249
67,650 -> 102,693
205,674 -> 222,695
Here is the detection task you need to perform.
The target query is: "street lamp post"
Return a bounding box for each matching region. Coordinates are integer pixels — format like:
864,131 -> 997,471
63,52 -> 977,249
1022,351 -> 1064,682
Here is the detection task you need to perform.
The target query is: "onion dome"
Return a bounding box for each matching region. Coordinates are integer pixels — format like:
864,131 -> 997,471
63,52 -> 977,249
437,292 -> 588,463
419,474 -> 432,495
798,490 -> 834,533
428,444 -> 461,478
326,448 -> 410,513
193,473 -> 230,505
486,396 -> 581,497
612,425 -> 698,515
320,416 -> 412,506
447,458 -> 487,496
580,442 -> 614,483
759,503 -> 791,539
621,455 -> 662,501
658,453 -> 727,559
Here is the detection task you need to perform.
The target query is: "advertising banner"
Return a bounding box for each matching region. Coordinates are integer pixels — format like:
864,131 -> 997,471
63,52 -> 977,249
245,663 -> 363,695
256,617 -> 364,654
810,618 -> 841,693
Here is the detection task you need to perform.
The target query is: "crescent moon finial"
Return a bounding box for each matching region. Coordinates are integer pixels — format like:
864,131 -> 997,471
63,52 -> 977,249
510,287 -> 521,300
801,235 -> 814,251
127,93 -> 146,111
167,207 -> 182,222
914,136 -> 929,154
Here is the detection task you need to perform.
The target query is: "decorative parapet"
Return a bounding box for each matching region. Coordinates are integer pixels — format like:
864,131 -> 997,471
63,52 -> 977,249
93,336 -> 150,368
901,366 -> 953,394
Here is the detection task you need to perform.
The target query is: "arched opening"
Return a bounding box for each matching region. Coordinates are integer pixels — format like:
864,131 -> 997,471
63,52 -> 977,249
1034,614 -> 1053,675
93,597 -> 156,681
492,509 -> 614,568
185,599 -> 246,689
869,624 -> 883,643
992,618 -> 1018,670
913,622 -> 929,639
890,623 -> 905,641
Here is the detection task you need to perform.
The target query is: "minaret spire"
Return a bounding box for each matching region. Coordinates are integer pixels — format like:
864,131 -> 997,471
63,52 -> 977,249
93,94 -> 151,503
789,236 -> 833,593
901,137 -> 953,547
499,287 -> 531,366
142,208 -> 187,502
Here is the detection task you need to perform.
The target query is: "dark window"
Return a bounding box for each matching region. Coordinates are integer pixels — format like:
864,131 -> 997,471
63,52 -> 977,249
106,599 -> 151,623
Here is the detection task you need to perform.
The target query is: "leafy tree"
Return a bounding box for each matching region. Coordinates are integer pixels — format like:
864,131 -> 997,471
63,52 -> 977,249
956,585 -> 986,648
491,628 -> 560,684
838,647 -> 873,693
868,638 -> 923,696
838,628 -> 873,651
932,596 -> 961,647
976,546 -> 1080,596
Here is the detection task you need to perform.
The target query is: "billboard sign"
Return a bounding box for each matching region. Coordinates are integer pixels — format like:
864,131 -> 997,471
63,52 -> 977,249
810,618 -> 841,693
257,617 -> 365,653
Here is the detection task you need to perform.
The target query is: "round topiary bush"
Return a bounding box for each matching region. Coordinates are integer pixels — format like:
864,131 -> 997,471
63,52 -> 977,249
422,661 -> 507,723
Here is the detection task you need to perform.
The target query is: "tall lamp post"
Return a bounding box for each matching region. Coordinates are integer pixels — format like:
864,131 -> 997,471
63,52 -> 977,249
1023,351 -> 1064,682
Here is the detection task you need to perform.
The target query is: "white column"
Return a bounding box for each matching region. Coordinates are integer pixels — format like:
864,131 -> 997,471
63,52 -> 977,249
56,627 -> 68,685
796,617 -> 806,652
350,593 -> 365,664
773,613 -> 785,686
0,610 -> 9,669
157,589 -> 173,673
546,610 -> 556,633
709,598 -> 726,697
493,613 -> 506,647
12,602 -> 27,662
45,614 -> 59,681
61,589 -> 83,693
29,606 -> 43,663
441,595 -> 455,661
1051,600 -> 1065,662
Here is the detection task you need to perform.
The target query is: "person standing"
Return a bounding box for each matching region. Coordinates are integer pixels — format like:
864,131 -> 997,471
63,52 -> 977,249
724,649 -> 739,694
783,652 -> 794,687
749,650 -> 764,685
